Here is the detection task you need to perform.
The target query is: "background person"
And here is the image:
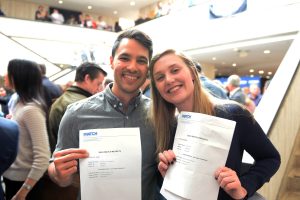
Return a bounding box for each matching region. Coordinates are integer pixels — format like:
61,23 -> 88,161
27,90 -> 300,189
49,62 -> 107,153
0,117 -> 19,200
226,74 -> 246,105
3,59 -> 50,200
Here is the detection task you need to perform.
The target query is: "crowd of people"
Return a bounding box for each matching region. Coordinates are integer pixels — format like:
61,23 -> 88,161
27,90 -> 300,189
0,29 -> 280,200
34,5 -> 116,32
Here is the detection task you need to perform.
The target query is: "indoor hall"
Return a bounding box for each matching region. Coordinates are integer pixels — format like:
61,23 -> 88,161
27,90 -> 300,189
0,0 -> 300,200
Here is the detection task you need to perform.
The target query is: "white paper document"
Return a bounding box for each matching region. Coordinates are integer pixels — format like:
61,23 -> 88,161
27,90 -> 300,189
161,112 -> 236,200
79,128 -> 141,200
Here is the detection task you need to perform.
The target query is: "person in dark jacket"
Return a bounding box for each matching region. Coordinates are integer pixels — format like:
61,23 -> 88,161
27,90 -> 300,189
0,117 -> 19,200
38,64 -> 62,109
149,49 -> 280,200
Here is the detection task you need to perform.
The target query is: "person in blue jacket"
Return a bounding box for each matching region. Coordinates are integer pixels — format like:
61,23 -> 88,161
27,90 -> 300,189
0,117 -> 19,200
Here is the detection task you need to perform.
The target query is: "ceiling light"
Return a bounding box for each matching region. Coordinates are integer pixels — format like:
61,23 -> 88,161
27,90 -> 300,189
87,5 -> 92,10
113,10 -> 118,15
264,50 -> 271,54
250,74 -> 254,78
58,0 -> 63,4
249,69 -> 254,73
232,63 -> 237,67
238,50 -> 248,57
212,57 -> 216,60
258,70 -> 264,74
130,1 -> 136,6
268,71 -> 272,75
233,48 -> 239,52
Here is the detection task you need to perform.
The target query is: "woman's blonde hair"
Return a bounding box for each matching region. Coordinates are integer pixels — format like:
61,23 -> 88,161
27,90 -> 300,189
149,49 -> 215,153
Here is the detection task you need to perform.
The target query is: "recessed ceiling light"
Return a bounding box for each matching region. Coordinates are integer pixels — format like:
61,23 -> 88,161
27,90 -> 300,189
249,69 -> 254,73
250,74 -> 254,78
113,10 -> 118,15
268,71 -> 272,75
233,48 -> 239,52
130,1 -> 136,6
212,57 -> 216,60
58,0 -> 63,4
232,63 -> 237,67
264,50 -> 271,54
266,76 -> 271,79
258,70 -> 264,74
87,5 -> 92,10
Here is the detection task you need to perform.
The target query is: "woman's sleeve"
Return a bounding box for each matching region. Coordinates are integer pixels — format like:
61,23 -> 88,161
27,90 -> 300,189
23,106 -> 50,181
238,110 -> 281,196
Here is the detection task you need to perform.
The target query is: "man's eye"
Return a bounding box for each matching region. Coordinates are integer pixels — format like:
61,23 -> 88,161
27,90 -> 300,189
119,57 -> 129,61
137,59 -> 148,65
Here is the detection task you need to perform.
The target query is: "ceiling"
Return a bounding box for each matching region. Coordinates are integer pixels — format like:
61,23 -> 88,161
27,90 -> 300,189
20,0 -> 297,79
191,38 -> 293,78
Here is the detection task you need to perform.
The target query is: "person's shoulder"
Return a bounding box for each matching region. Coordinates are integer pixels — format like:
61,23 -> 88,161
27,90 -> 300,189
0,117 -> 18,132
67,92 -> 103,112
21,102 -> 43,112
140,94 -> 151,107
215,100 -> 251,119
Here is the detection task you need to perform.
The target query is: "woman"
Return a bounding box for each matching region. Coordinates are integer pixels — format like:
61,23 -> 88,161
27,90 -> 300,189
149,49 -> 280,200
3,59 -> 50,200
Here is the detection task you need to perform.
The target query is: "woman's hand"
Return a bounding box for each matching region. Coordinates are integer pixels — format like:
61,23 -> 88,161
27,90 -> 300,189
158,150 -> 176,177
215,166 -> 247,200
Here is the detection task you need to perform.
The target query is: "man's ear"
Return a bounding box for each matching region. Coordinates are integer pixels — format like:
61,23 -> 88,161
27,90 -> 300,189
84,74 -> 90,82
110,56 -> 114,70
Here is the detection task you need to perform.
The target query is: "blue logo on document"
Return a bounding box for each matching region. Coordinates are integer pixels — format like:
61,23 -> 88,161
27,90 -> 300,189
182,114 -> 191,119
83,131 -> 97,136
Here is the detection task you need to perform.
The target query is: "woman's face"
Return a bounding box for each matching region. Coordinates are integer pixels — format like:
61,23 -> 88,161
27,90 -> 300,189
152,53 -> 195,111
4,73 -> 13,89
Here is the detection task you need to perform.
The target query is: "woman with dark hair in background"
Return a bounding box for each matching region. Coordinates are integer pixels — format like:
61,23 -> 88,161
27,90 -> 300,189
3,59 -> 50,200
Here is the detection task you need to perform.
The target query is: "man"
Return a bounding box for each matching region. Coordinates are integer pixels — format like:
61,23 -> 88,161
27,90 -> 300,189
39,64 -> 63,110
49,62 -> 107,152
249,83 -> 262,106
0,118 -> 19,200
48,30 -> 160,200
194,62 -> 228,99
226,74 -> 246,105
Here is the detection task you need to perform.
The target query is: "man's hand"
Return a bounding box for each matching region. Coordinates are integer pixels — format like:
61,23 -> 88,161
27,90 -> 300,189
48,148 -> 89,187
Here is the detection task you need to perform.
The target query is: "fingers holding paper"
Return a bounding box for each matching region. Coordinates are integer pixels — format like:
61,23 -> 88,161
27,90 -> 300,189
215,166 -> 247,199
49,148 -> 89,186
158,150 -> 176,177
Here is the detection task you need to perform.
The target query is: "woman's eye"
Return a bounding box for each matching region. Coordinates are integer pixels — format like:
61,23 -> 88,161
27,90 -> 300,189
155,75 -> 164,82
171,67 -> 179,73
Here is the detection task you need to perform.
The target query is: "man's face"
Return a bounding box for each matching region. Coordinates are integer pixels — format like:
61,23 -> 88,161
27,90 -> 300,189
85,72 -> 106,94
110,38 -> 149,99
